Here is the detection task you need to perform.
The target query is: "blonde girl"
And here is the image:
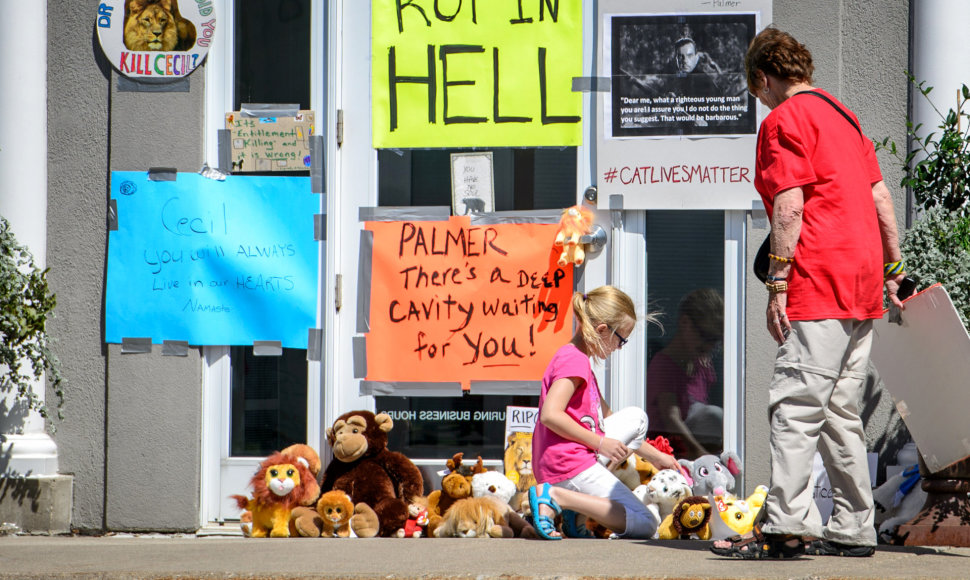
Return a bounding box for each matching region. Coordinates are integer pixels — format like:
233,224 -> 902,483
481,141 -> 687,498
529,286 -> 680,540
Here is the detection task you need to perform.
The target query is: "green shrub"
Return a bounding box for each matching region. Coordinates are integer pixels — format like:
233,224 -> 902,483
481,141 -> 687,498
0,215 -> 63,424
900,207 -> 970,326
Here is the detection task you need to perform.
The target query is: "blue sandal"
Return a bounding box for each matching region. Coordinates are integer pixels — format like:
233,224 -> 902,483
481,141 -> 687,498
561,509 -> 596,538
528,484 -> 562,540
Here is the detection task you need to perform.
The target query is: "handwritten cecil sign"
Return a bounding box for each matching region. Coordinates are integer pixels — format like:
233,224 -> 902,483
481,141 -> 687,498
105,172 -> 318,347
225,111 -> 314,172
371,0 -> 583,148
96,0 -> 215,80
365,217 -> 573,388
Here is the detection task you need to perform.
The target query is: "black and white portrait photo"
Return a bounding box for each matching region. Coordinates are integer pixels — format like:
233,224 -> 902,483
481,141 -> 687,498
610,13 -> 757,137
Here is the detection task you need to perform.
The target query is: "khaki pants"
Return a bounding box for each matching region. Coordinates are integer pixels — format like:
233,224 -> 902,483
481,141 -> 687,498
760,319 -> 877,546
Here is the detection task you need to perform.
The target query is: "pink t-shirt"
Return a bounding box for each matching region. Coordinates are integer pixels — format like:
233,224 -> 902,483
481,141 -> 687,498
532,343 -> 604,485
646,352 -> 715,430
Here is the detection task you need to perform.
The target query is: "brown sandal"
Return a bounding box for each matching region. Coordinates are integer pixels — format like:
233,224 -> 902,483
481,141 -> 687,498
710,525 -> 805,560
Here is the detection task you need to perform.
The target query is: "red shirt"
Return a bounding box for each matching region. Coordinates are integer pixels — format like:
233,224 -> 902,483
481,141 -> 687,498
754,89 -> 885,320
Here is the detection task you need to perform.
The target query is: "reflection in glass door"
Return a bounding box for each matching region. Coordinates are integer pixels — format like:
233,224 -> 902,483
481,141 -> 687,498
644,210 -> 726,460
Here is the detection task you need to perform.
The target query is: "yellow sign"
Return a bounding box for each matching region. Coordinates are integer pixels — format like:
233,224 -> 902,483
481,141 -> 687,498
372,0 -> 583,148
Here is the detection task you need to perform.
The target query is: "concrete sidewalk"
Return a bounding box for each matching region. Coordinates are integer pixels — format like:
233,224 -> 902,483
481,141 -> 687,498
0,534 -> 968,579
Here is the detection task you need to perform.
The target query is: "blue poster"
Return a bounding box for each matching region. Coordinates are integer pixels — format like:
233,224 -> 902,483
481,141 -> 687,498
106,172 -> 319,348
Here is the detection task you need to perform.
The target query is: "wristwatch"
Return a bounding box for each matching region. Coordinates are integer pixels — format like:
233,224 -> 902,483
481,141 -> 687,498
765,280 -> 788,293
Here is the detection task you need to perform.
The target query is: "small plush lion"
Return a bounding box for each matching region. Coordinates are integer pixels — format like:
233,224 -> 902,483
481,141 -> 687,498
658,496 -> 713,540
231,451 -> 317,538
315,490 -> 354,538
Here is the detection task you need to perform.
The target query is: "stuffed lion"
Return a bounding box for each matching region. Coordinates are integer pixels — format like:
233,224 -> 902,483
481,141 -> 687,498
554,205 -> 594,267
231,451 -> 318,538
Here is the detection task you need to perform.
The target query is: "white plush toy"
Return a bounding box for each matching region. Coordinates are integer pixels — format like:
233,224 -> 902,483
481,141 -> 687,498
633,468 -> 693,526
471,470 -> 517,506
871,465 -> 926,542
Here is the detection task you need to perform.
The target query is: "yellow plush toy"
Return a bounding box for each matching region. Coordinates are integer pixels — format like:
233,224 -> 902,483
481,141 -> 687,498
554,205 -> 594,267
710,485 -> 769,539
658,496 -> 714,540
231,451 -> 319,538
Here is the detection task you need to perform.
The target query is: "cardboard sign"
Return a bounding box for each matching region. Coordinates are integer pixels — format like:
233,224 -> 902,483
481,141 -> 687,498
225,112 -> 314,172
95,0 -> 215,80
371,0 -> 583,148
364,217 -> 573,388
106,172 -> 318,347
872,284 -> 970,473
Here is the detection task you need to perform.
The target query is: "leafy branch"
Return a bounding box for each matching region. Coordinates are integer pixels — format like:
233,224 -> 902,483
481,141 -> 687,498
0,215 -> 64,426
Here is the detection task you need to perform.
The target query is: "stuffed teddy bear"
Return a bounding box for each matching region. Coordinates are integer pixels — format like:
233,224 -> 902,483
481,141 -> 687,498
658,496 -> 714,540
633,467 -> 693,524
679,451 -> 741,497
709,485 -> 768,540
554,204 -> 594,267
613,436 -> 676,490
293,410 -> 423,538
426,453 -> 477,536
231,450 -> 319,538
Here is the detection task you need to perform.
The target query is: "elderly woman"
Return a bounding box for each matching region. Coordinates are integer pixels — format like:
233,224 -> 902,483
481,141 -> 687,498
711,28 -> 906,559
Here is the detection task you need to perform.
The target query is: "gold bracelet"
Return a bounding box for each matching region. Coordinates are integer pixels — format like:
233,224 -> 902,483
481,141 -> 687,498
765,280 -> 788,293
768,253 -> 795,264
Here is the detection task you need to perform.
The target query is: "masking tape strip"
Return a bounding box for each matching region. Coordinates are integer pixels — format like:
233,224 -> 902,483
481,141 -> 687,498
307,328 -> 323,362
609,193 -> 624,210
217,129 -> 231,173
358,206 -> 450,222
314,214 -> 326,241
895,399 -> 910,420
572,76 -> 611,92
117,76 -> 190,93
360,381 -> 463,397
253,340 -> 282,356
148,167 -> 177,181
161,340 -> 189,357
240,103 -> 300,117
353,336 -> 367,378
120,337 -> 152,354
469,209 -> 562,225
357,230 -> 373,334
108,199 -> 118,231
469,381 -> 541,396
310,135 -> 324,193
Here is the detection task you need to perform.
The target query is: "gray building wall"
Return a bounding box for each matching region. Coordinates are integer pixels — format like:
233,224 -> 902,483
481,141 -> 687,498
43,0 -> 912,531
47,1 -> 203,532
743,0 -> 912,493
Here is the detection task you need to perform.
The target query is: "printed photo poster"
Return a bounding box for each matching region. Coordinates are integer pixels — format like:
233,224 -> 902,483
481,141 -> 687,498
608,12 -> 757,138
371,0 -> 583,148
364,217 -> 574,388
96,0 -> 215,80
504,406 -> 538,493
105,172 -> 319,348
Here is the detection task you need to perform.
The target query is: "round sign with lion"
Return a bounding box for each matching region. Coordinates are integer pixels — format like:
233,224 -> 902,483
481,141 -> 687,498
95,0 -> 215,80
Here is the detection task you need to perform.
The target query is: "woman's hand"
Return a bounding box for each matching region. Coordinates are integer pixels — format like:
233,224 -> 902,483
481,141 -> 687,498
766,291 -> 791,345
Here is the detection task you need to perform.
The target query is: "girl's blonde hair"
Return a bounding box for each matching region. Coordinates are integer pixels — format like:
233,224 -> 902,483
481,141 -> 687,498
572,286 -> 657,360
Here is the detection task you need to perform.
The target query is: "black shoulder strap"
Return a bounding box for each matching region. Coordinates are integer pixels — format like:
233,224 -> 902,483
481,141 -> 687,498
794,90 -> 862,136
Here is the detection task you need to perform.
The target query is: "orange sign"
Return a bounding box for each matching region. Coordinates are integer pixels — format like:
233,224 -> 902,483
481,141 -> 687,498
365,217 -> 574,388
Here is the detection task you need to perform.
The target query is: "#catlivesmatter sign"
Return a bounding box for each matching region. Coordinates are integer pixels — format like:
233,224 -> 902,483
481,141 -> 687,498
96,0 -> 215,80
371,0 -> 584,148
364,217 -> 574,388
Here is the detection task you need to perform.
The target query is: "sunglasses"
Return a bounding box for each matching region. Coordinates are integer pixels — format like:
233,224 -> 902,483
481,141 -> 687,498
607,326 -> 629,348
